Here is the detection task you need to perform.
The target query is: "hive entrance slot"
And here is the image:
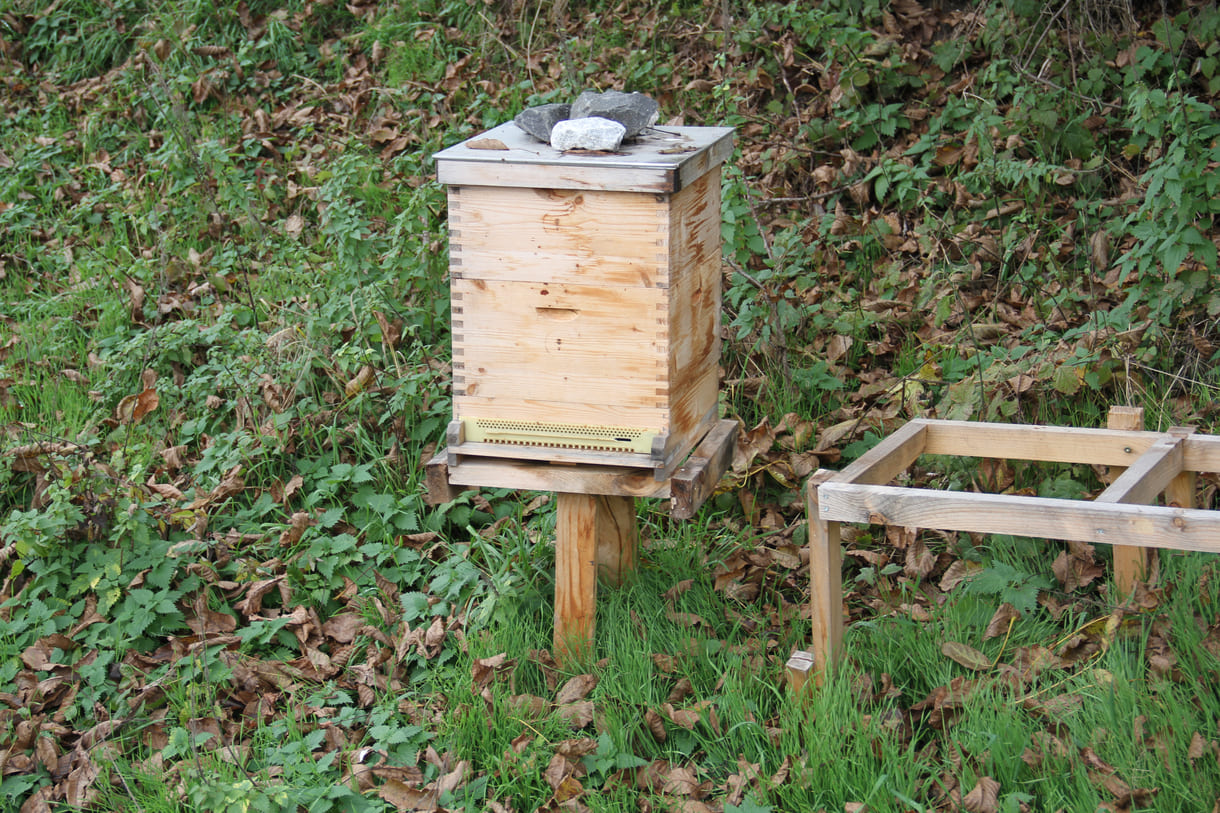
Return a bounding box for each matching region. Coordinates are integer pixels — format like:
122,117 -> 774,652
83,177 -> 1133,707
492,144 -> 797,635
463,418 -> 657,454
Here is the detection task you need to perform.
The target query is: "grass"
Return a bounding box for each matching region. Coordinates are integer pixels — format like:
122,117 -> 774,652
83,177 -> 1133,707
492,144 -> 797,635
3,0 -> 1220,810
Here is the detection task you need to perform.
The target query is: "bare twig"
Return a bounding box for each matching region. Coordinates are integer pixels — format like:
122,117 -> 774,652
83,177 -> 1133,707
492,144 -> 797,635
758,184 -> 856,206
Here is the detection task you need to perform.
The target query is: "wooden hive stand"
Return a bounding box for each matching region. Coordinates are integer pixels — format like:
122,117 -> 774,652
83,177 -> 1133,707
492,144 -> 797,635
788,407 -> 1220,691
425,419 -> 736,662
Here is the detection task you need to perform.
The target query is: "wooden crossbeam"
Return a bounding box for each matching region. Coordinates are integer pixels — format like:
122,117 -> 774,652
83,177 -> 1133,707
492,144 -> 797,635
816,484 -> 1220,553
911,420 -> 1220,473
833,419 -> 928,486
1095,435 -> 1184,506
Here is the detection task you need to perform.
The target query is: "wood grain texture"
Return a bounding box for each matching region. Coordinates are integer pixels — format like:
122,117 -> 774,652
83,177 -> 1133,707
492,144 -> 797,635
452,278 -> 666,410
834,419 -> 928,486
1095,435 -> 1184,506
423,449 -> 468,505
670,419 -> 737,519
593,495 -> 637,586
449,186 -> 668,288
444,456 -> 670,498
1165,427 -> 1198,514
663,172 -> 722,460
818,483 -> 1220,553
921,419 -> 1220,471
806,474 -> 844,686
555,492 -> 600,663
1104,407 -> 1152,593
443,150 -> 725,470
786,650 -> 816,696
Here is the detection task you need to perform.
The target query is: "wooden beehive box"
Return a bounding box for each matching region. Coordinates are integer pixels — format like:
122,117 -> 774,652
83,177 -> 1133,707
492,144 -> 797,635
434,122 -> 734,478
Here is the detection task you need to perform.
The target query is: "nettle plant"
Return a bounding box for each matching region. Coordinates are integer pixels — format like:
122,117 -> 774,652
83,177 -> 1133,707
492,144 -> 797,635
1118,86 -> 1220,323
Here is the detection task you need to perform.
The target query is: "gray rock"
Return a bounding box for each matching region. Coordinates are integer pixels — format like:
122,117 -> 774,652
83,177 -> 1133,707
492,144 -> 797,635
550,117 -> 627,151
569,90 -> 659,138
514,103 -> 571,142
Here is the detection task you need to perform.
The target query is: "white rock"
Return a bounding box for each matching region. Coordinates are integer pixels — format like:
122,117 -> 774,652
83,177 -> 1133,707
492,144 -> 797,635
549,117 -> 627,152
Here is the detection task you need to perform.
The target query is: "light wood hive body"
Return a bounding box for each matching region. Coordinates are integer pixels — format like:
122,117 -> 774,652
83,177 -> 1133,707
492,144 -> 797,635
434,123 -> 734,475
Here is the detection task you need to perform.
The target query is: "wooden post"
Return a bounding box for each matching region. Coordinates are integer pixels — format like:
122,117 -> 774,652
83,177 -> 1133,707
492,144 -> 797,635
786,650 -> 816,696
554,493 -> 637,663
805,471 -> 843,686
1107,406 -> 1150,594
1166,427 -> 1198,514
593,495 -> 637,586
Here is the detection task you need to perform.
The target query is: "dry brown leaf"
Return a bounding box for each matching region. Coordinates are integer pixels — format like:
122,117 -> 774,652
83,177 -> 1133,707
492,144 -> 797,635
665,677 -> 694,705
663,579 -> 694,601
659,763 -> 703,797
665,610 -> 707,628
645,708 -> 668,742
1052,540 -> 1104,592
984,603 -> 1021,640
963,775 -> 1000,813
377,779 -> 437,811
345,364 -> 375,398
321,613 -> 364,644
467,138 -> 509,151
556,738 -> 599,760
942,641 -> 990,671
186,593 -> 237,635
1188,731 -> 1208,761
556,673 -> 598,705
557,701 -> 595,729
437,760 -> 470,795
423,616 -> 446,654
661,703 -> 702,730
940,559 -> 983,591
904,536 -> 937,579
471,653 -> 513,691
732,417 -> 777,472
507,694 -> 549,719
278,511 -> 312,547
543,754 -> 584,801
234,577 -> 285,618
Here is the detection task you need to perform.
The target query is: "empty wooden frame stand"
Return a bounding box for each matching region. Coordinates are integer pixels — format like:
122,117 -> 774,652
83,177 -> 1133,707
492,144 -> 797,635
788,408 -> 1219,692
429,123 -> 736,662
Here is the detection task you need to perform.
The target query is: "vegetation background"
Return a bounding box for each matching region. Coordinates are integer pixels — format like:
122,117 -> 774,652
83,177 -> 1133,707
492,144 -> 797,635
1,0 -> 1219,811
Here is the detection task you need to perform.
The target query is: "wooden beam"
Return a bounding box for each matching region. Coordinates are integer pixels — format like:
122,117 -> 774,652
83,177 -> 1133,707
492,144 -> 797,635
424,449 -> 468,505
593,495 -> 637,587
817,483 -> 1220,553
1104,407 -> 1152,593
834,419 -> 929,486
1182,433 -> 1220,473
923,420 -> 1157,468
919,419 -> 1220,472
1095,435 -> 1184,506
806,472 -> 844,685
554,493 -> 601,664
670,419 -> 737,519
445,456 -> 669,499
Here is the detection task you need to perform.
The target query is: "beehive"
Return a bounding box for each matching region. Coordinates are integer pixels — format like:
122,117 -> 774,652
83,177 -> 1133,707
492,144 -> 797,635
434,122 -> 734,477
